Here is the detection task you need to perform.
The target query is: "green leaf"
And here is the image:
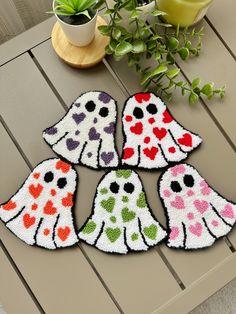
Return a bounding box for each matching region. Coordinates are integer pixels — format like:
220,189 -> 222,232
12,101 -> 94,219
132,40 -> 146,53
98,25 -> 111,35
178,47 -> 189,60
115,41 -> 133,56
93,0 -> 105,9
112,28 -> 121,40
167,37 -> 179,51
189,91 -> 199,104
130,9 -> 140,19
151,9 -> 167,16
103,9 -> 114,16
166,68 -> 180,79
201,83 -> 214,97
191,78 -> 201,89
154,51 -> 161,60
75,10 -> 91,18
141,64 -> 168,85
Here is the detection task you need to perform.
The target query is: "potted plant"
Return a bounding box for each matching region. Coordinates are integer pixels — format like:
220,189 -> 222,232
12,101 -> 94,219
49,0 -> 101,47
99,0 -> 225,104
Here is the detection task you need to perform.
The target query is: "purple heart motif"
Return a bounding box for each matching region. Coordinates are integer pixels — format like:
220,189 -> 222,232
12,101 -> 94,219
72,113 -> 86,125
98,92 -> 111,104
104,122 -> 115,134
87,152 -> 92,158
93,117 -> 98,124
89,127 -> 100,140
75,130 -> 80,136
66,138 -> 80,151
101,152 -> 114,165
74,102 -> 80,107
44,127 -> 57,135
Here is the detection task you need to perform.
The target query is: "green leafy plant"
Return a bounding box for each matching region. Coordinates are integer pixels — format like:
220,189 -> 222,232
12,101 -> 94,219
48,0 -> 98,19
98,0 -> 225,104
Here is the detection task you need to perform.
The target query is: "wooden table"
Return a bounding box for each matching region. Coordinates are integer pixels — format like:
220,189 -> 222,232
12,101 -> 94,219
0,0 -> 236,313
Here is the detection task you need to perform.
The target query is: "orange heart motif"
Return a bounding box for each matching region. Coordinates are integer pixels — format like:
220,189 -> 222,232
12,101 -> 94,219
62,193 -> 73,207
43,200 -> 57,215
23,214 -> 36,229
57,226 -> 71,241
28,184 -> 43,199
56,160 -> 71,173
2,200 -> 16,211
33,172 -> 40,179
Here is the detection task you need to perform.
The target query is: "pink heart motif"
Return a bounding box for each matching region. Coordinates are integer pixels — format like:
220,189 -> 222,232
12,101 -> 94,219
171,196 -> 185,209
220,204 -> 235,219
163,189 -> 171,198
171,164 -> 185,177
187,189 -> 195,197
211,220 -> 219,227
189,222 -> 202,237
200,180 -> 211,196
193,200 -> 209,214
169,227 -> 179,240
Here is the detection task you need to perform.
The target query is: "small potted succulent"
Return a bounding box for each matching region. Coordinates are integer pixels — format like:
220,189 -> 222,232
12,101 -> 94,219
49,0 -> 99,47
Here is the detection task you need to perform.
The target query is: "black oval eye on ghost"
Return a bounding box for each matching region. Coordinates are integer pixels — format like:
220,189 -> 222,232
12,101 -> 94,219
110,182 -> 119,194
133,107 -> 144,119
85,100 -> 96,112
124,182 -> 135,194
99,107 -> 109,117
44,171 -> 54,183
146,103 -> 157,115
183,174 -> 194,187
170,181 -> 182,193
57,177 -> 67,189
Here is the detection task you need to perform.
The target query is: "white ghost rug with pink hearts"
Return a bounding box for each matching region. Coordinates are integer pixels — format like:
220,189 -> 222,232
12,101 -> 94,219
122,93 -> 202,169
158,164 -> 236,250
0,159 -> 79,249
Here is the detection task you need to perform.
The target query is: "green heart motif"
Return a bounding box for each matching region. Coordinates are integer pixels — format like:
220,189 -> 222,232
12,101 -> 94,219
116,169 -> 132,179
122,195 -> 129,203
82,220 -> 96,234
101,197 -> 115,213
110,216 -> 116,223
106,227 -> 121,243
136,192 -> 147,208
100,187 -> 108,195
144,224 -> 158,240
131,232 -> 139,241
121,207 -> 136,223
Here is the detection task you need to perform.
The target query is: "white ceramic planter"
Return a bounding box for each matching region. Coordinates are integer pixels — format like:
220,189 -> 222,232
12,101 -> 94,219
54,1 -> 97,47
106,0 -> 155,27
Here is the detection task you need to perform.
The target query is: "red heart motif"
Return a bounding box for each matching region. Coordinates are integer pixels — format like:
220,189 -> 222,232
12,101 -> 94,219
2,200 -> 16,211
33,172 -> 40,179
43,200 -> 57,215
62,192 -> 73,207
56,160 -> 71,173
143,146 -> 158,160
153,127 -> 167,141
123,148 -> 134,160
189,222 -> 202,237
57,226 -> 71,241
28,184 -> 43,199
162,110 -> 173,123
23,214 -> 36,229
134,93 -> 151,103
130,122 -> 143,135
178,133 -> 192,147
31,203 -> 38,211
